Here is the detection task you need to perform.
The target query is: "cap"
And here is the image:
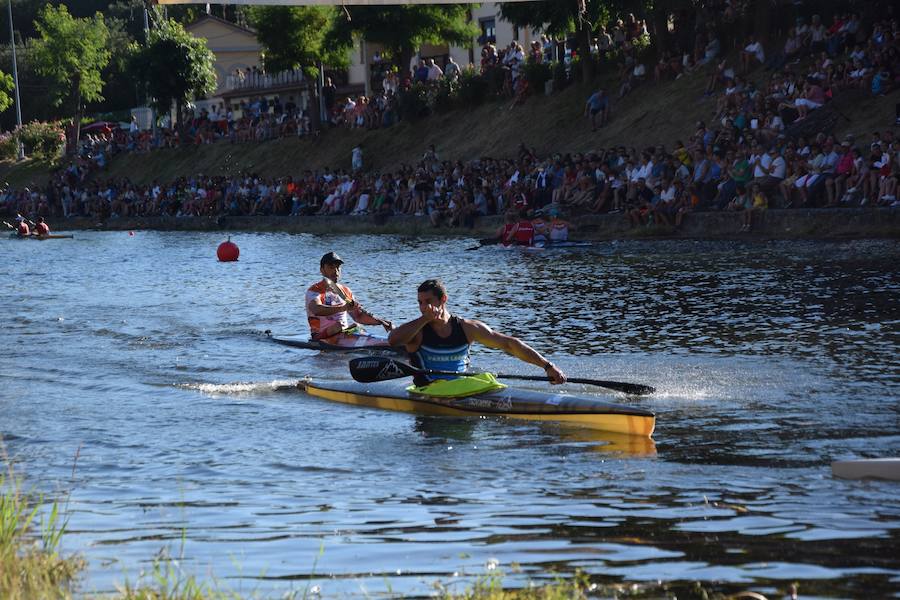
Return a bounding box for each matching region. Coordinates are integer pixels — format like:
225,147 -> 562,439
320,251 -> 344,266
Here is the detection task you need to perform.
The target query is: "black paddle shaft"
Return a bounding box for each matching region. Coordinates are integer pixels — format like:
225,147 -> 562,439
349,357 -> 655,395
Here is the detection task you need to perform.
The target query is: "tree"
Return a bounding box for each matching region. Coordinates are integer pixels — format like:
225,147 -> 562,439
29,3 -> 110,145
329,5 -> 476,78
500,0 -> 597,82
246,6 -> 349,77
131,17 -> 216,143
0,70 -> 13,114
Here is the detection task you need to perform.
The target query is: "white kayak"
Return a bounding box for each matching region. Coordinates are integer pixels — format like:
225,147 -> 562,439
831,458 -> 900,481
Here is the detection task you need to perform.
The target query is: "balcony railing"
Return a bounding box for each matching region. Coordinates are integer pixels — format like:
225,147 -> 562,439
224,68 -> 305,92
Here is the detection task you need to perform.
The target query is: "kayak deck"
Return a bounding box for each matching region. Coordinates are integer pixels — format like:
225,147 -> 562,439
266,331 -> 404,356
299,379 -> 655,437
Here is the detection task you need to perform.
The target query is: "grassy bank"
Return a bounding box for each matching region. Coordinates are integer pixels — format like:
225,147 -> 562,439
2,60 -> 896,189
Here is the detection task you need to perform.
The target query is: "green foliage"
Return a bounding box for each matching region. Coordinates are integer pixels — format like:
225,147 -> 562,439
0,468 -> 83,599
246,6 -> 348,77
30,3 -> 111,108
17,121 -> 65,159
0,121 -> 66,160
131,16 -> 217,119
398,82 -> 430,121
330,5 -> 476,69
552,61 -> 570,91
457,66 -> 489,108
522,61 -> 553,95
0,70 -> 13,114
433,79 -> 458,114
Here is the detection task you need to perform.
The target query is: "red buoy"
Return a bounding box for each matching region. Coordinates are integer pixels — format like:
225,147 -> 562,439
217,237 -> 240,262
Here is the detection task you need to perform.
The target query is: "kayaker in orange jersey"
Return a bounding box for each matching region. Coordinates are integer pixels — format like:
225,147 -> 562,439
34,217 -> 50,236
15,216 -> 30,237
388,278 -> 566,386
306,251 -> 392,343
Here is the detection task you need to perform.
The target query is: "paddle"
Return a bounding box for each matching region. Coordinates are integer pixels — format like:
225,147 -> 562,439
323,276 -> 392,330
465,237 -> 502,251
349,356 -> 656,396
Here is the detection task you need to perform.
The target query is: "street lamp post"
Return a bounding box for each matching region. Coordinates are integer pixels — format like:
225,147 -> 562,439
7,0 -> 24,160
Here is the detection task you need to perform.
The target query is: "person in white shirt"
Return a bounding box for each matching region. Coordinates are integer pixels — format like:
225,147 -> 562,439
741,36 -> 765,73
426,58 -> 443,81
443,56 -> 461,81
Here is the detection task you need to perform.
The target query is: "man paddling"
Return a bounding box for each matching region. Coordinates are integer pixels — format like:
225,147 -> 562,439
13,216 -> 31,237
306,252 -> 392,345
388,278 -> 566,386
34,217 -> 50,236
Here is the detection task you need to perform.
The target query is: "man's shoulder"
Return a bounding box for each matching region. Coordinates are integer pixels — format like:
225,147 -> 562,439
307,280 -> 327,294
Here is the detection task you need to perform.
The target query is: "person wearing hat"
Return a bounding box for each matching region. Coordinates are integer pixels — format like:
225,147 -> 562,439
14,215 -> 30,237
305,252 -> 392,345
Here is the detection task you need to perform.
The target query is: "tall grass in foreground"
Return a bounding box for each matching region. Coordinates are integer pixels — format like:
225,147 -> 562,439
0,468 -> 84,599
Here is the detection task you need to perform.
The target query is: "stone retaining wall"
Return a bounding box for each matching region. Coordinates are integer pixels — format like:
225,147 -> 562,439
54,208 -> 899,240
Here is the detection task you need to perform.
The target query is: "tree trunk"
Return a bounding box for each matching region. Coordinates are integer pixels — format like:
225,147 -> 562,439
753,0 -> 771,43
651,3 -> 670,55
175,98 -> 184,145
578,18 -> 593,81
72,76 -> 82,149
400,45 -> 415,80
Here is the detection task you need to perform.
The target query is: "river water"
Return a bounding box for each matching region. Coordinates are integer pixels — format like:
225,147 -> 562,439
2,232 -> 898,598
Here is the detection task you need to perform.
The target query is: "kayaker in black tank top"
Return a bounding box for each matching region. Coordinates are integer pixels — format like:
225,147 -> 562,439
410,315 -> 471,386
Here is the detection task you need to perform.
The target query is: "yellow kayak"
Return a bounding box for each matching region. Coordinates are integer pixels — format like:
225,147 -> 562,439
299,379 -> 655,437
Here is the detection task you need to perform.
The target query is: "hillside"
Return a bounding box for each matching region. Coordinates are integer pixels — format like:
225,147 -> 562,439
2,63 -> 898,187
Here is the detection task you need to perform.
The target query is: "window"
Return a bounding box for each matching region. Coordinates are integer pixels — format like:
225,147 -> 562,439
480,18 -> 496,43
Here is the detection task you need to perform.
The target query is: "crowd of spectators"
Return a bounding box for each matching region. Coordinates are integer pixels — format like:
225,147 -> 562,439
4,5 -> 899,234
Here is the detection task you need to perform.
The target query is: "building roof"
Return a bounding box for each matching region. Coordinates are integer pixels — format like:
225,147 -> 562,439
185,14 -> 257,38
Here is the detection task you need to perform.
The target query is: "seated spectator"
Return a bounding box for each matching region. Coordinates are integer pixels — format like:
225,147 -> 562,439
741,36 -> 765,73
741,182 -> 768,231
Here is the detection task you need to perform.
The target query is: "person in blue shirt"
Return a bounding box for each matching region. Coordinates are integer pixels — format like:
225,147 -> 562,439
584,88 -> 610,131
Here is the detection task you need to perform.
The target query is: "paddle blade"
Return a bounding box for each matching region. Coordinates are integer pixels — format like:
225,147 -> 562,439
349,357 -> 417,382
566,378 -> 655,395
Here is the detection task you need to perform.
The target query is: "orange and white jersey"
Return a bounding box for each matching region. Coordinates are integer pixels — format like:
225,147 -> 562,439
306,279 -> 354,339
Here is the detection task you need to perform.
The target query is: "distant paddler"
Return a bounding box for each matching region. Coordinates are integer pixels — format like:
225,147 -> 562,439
306,251 -> 393,345
14,215 -> 31,237
33,216 -> 50,236
387,278 -> 566,387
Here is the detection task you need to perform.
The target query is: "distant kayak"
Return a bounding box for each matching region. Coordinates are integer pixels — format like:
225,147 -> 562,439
299,379 -> 655,437
265,330 -> 403,356
7,232 -> 74,240
469,237 -> 593,251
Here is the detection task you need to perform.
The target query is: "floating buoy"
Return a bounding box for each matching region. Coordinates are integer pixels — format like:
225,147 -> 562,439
128,231 -> 135,236
217,237 -> 239,262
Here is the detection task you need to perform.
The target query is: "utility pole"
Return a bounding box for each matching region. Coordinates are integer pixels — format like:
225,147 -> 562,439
7,0 -> 24,160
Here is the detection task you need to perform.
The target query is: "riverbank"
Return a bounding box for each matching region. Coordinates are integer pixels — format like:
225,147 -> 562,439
49,208 -> 900,240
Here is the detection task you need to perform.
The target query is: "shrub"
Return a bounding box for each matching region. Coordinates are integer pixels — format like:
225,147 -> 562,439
433,78 -> 458,114
0,132 -> 17,161
16,121 -> 65,160
398,82 -> 430,121
552,60 -> 570,91
457,67 -> 489,108
522,61 -> 553,94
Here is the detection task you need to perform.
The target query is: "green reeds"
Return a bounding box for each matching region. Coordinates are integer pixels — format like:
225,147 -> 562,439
0,467 -> 84,600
